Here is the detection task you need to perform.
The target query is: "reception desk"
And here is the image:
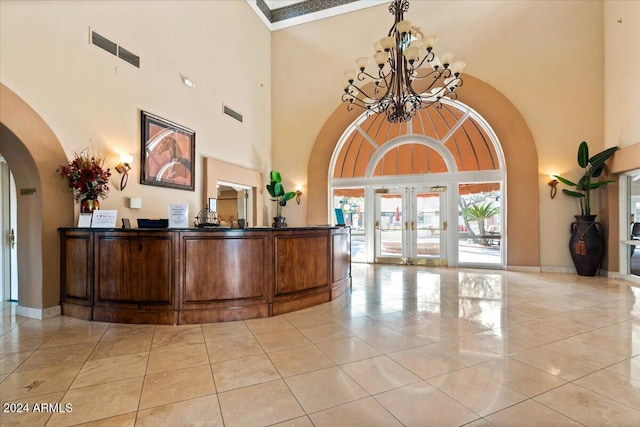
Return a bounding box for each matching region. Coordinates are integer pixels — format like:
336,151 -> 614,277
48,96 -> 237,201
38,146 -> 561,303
59,226 -> 351,325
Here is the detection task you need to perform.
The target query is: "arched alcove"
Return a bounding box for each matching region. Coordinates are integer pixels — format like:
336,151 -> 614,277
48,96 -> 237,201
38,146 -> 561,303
0,83 -> 73,317
308,75 -> 540,268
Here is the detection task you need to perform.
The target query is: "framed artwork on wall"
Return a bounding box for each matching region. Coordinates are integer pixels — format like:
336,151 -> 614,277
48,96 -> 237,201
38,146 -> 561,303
141,111 -> 195,191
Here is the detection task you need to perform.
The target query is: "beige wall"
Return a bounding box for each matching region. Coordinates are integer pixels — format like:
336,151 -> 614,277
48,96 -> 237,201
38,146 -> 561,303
272,0 -> 605,270
603,1 -> 640,272
0,84 -> 74,310
0,0 -> 272,221
605,1 -> 640,151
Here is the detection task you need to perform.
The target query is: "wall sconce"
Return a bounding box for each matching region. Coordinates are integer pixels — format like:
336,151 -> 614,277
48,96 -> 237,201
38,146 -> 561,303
115,154 -> 133,191
295,186 -> 303,204
548,175 -> 559,199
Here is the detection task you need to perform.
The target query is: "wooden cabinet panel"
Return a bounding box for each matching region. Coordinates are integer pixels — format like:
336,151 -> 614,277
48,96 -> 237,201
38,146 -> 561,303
275,234 -> 328,295
182,235 -> 267,303
61,231 -> 92,304
94,232 -> 174,305
332,231 -> 351,282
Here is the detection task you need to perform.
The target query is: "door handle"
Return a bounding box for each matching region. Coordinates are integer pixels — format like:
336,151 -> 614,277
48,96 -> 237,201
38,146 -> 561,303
442,221 -> 448,231
375,220 -> 380,230
404,221 -> 408,230
8,228 -> 15,249
411,221 -> 415,231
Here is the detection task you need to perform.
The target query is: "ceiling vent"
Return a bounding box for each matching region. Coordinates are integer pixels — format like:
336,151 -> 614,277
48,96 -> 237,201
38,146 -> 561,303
90,28 -> 140,68
223,105 -> 243,123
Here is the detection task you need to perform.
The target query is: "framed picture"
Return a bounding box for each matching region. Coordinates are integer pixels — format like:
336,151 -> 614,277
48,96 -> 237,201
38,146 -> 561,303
208,198 -> 218,212
141,111 -> 195,191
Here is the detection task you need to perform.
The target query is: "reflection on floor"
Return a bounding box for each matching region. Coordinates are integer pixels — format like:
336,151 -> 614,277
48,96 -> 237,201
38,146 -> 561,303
2,265 -> 640,426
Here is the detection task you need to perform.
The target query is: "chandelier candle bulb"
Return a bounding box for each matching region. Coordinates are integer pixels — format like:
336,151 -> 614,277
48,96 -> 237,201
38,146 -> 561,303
356,57 -> 369,70
374,51 -> 390,66
403,46 -> 420,62
396,20 -> 412,34
450,61 -> 466,76
381,36 -> 396,50
422,35 -> 438,50
341,0 -> 465,123
345,69 -> 356,82
440,51 -> 455,67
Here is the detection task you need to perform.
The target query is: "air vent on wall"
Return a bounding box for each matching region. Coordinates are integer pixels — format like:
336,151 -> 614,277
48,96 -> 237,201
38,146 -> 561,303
91,31 -> 117,55
90,28 -> 140,68
117,46 -> 140,68
223,105 -> 243,123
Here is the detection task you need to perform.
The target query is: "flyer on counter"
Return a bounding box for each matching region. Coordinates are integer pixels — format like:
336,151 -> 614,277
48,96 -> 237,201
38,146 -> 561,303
77,213 -> 93,228
90,210 -> 118,228
168,203 -> 189,228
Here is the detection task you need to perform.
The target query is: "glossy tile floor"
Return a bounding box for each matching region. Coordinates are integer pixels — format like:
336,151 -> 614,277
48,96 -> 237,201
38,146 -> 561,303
2,264 -> 640,426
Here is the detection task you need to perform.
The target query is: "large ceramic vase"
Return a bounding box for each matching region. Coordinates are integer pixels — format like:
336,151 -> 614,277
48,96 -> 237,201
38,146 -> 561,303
569,214 -> 604,276
272,216 -> 287,228
80,198 -> 100,213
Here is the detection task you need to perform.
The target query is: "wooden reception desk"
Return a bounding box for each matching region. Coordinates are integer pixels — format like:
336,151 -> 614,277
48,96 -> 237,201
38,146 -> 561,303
59,226 -> 351,325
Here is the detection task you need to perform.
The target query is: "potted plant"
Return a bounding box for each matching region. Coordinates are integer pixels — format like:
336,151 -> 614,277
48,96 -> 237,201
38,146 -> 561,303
554,141 -> 618,276
266,170 -> 296,228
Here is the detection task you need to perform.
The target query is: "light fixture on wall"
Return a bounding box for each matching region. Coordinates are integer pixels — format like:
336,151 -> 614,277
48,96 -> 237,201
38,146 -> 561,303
342,0 -> 465,123
548,175 -> 559,199
115,154 -> 133,191
295,186 -> 303,204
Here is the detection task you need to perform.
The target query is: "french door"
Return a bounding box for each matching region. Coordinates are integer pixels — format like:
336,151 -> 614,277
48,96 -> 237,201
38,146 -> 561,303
374,186 -> 448,265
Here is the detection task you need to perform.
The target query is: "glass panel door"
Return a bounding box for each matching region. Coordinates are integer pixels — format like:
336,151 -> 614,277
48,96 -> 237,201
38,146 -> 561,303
375,191 -> 406,264
412,188 -> 447,266
374,187 -> 448,266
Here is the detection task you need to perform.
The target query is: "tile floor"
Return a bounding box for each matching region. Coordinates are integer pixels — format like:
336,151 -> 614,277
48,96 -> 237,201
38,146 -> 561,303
2,264 -> 640,426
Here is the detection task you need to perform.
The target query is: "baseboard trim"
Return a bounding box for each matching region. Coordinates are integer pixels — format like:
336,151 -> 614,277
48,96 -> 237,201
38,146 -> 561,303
16,305 -> 61,320
540,266 -> 576,274
607,272 -> 640,285
506,265 -> 541,273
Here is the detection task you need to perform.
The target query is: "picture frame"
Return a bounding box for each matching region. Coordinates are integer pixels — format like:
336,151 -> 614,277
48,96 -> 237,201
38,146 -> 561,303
141,110 -> 195,191
208,197 -> 218,212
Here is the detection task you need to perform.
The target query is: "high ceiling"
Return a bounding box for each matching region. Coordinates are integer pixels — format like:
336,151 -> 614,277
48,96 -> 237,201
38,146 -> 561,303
247,0 -> 386,30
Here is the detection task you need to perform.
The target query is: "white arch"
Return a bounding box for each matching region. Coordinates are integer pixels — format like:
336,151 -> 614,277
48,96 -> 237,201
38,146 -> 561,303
365,134 -> 459,177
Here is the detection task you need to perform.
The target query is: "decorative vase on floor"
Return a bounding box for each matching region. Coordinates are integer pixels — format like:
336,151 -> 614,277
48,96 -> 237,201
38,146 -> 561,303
569,214 -> 604,276
272,216 -> 287,228
80,198 -> 100,213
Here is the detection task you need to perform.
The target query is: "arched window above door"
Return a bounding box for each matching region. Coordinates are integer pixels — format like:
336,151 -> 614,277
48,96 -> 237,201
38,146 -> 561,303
331,99 -> 502,179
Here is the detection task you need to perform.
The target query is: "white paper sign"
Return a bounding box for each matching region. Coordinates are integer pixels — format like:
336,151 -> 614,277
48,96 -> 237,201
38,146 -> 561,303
77,213 -> 93,228
90,210 -> 118,228
168,204 -> 189,228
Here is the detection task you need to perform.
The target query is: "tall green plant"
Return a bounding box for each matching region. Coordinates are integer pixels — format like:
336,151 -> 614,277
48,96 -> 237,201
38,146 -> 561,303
554,141 -> 618,216
266,170 -> 296,218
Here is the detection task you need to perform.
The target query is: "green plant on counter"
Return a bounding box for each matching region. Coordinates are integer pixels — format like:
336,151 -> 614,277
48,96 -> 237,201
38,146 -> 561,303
266,170 -> 296,218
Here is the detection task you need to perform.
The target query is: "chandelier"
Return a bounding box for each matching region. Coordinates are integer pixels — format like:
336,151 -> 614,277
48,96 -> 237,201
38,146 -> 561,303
342,0 -> 465,123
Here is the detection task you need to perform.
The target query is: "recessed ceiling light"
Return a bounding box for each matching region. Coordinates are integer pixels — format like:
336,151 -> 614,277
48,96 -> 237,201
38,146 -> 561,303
181,76 -> 195,88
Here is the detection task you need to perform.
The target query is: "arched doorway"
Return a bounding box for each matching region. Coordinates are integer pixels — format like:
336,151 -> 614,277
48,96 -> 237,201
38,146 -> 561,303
329,99 -> 505,267
0,83 -> 73,318
308,75 -> 540,270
